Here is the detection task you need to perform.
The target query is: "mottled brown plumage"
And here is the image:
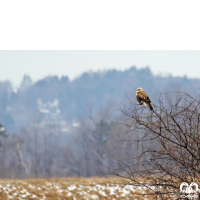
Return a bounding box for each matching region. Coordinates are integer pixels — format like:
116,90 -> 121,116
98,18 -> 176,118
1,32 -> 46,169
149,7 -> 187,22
136,87 -> 153,110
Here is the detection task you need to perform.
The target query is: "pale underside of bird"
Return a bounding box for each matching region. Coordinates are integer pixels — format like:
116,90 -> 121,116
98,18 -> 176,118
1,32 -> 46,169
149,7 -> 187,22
136,87 -> 153,110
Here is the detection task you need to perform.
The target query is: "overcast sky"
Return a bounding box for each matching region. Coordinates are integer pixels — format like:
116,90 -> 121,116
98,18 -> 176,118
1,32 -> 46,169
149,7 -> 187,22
0,50 -> 200,88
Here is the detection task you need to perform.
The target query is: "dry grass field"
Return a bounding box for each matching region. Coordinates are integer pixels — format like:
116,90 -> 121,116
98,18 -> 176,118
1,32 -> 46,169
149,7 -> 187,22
0,177 -> 158,200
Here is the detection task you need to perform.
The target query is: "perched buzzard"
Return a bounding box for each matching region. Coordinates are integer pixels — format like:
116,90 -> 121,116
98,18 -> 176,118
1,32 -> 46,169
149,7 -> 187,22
136,87 -> 153,110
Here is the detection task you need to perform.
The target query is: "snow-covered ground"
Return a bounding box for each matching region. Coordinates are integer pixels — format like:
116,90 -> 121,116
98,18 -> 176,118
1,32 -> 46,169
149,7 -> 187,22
0,178 -> 144,199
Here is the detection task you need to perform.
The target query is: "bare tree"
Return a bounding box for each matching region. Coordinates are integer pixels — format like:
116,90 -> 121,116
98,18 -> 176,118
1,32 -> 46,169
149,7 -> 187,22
109,92 -> 200,199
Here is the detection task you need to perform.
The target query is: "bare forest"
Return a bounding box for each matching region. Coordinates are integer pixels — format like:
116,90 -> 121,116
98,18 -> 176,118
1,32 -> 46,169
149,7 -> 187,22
0,66 -> 200,190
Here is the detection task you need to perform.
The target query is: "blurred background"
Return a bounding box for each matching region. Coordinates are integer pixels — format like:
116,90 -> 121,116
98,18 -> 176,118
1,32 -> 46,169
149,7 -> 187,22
0,50 -> 199,178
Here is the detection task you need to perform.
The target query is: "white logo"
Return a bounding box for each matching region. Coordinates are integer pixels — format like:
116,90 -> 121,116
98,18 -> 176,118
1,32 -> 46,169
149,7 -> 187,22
180,182 -> 199,199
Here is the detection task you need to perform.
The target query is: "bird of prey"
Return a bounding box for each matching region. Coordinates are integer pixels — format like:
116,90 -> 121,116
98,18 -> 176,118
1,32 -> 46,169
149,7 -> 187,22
0,124 -> 5,132
136,87 -> 153,110
0,123 -> 6,137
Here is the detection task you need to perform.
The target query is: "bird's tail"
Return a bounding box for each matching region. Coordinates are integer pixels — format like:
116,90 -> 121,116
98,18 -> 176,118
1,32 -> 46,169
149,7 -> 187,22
144,102 -> 153,110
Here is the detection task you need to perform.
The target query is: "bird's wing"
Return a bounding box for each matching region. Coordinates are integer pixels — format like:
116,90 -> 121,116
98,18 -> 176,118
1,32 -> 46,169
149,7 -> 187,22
138,91 -> 151,103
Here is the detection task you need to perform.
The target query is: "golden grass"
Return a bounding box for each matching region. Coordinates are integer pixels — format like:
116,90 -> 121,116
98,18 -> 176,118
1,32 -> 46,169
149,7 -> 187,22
0,177 -> 178,200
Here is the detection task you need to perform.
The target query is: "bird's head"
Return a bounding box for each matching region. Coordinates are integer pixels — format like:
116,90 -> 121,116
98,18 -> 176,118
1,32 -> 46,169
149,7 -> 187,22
136,87 -> 143,92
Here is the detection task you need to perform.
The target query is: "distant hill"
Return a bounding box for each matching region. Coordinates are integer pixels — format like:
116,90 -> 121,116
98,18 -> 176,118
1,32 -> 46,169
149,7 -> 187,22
1,66 -> 200,130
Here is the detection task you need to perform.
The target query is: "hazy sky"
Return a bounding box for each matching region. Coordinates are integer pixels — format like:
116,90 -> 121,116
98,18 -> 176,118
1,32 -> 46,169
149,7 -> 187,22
0,50 -> 200,88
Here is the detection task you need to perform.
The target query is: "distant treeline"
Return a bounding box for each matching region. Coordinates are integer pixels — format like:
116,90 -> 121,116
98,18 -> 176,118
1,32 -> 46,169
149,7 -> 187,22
0,66 -> 200,129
